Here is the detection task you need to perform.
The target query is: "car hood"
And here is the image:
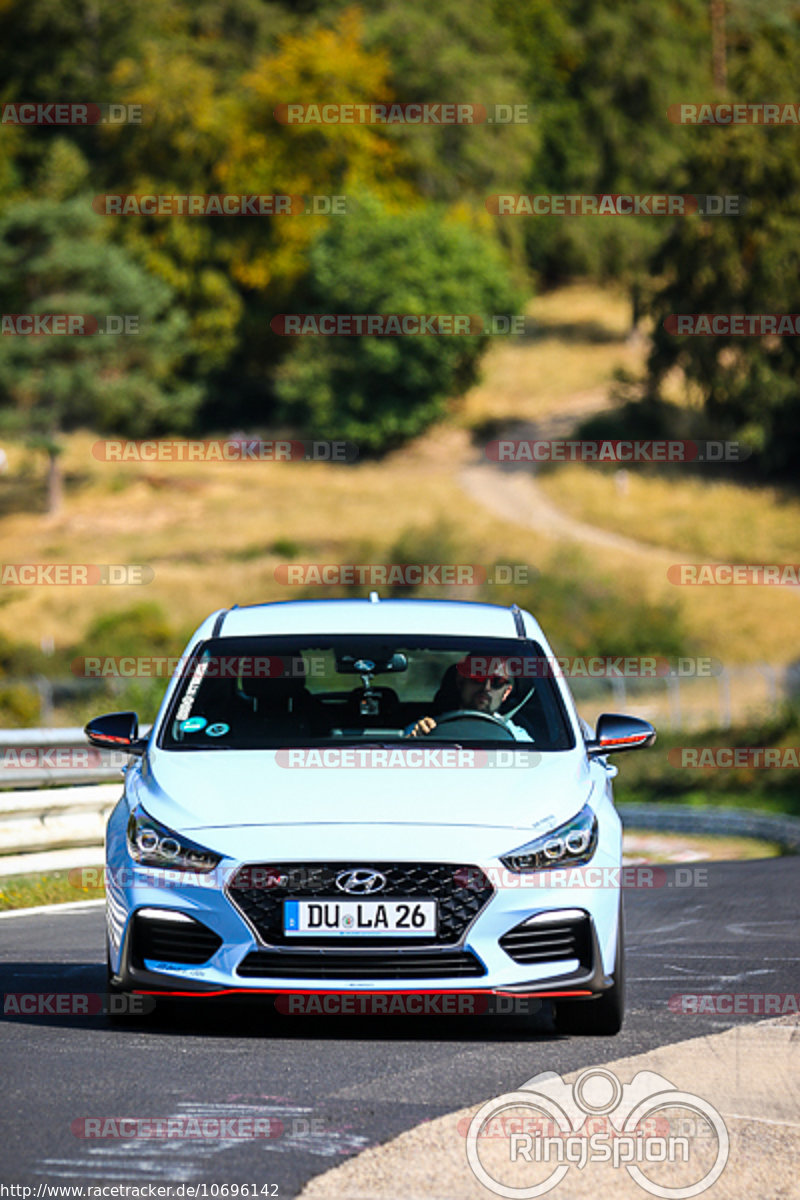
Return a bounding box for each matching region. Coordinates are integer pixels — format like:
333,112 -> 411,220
132,746 -> 593,848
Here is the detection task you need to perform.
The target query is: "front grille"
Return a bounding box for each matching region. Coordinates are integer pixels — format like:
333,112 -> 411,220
237,948 -> 486,979
132,913 -> 223,966
226,862 -> 494,946
499,914 -> 592,967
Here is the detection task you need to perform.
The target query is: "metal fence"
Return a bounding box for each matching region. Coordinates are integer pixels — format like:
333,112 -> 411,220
570,662 -> 795,732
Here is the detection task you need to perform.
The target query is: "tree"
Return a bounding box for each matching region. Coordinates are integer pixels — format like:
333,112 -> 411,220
508,0 -> 710,316
358,0 -> 538,203
274,197 -> 522,452
0,195 -> 201,512
645,9 -> 800,476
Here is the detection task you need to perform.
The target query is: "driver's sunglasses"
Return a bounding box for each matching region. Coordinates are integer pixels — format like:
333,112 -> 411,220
465,673 -> 510,689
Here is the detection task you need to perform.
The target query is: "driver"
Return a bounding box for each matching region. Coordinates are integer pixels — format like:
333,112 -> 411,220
407,655 -> 528,738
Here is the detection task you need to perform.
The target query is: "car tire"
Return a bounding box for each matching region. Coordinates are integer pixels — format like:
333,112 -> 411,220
105,939 -> 150,1023
553,906 -> 625,1036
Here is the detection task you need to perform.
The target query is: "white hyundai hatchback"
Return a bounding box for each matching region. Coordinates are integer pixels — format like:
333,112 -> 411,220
90,597 -> 655,1034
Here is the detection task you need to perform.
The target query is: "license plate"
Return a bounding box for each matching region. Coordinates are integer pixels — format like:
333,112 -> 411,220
284,899 -> 437,936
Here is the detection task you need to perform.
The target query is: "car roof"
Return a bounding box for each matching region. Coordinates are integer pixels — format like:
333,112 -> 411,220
193,598 -> 547,644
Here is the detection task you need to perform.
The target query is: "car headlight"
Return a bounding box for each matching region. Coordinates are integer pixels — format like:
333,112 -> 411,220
500,803 -> 598,873
126,804 -> 221,872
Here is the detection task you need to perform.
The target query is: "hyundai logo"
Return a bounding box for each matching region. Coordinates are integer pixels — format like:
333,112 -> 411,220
335,869 -> 387,895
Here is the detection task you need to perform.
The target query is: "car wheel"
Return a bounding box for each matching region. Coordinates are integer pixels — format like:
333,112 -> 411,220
553,907 -> 625,1036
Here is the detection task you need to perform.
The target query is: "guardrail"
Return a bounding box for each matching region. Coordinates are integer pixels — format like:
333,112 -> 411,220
0,783 -> 122,860
1,788 -> 798,880
1,729 -> 798,878
0,727 -> 132,788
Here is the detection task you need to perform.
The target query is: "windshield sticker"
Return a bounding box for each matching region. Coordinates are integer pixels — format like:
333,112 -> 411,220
206,722 -> 230,737
176,660 -> 209,722
181,716 -> 207,733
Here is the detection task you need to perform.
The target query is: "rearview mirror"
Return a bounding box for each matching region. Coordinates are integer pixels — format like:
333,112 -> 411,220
336,652 -> 408,675
585,713 -> 656,757
85,711 -> 148,756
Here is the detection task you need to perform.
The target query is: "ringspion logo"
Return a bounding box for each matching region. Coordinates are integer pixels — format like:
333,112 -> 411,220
465,1067 -> 729,1198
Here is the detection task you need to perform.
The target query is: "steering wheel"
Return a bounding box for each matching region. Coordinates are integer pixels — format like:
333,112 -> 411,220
429,709 -> 517,741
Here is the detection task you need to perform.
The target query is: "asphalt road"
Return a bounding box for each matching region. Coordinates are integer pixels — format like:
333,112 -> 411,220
2,857 -> 798,1198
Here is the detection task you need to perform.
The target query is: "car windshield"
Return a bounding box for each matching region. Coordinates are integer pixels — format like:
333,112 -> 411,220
159,635 -> 575,751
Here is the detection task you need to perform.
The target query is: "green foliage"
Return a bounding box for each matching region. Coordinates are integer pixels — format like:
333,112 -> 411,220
77,602 -> 178,660
274,198 -> 522,452
0,0 -> 797,469
515,0 -> 709,295
613,704 -> 800,817
359,0 -> 538,203
0,194 -> 202,439
489,555 -> 688,661
646,14 -> 800,477
0,682 -> 41,726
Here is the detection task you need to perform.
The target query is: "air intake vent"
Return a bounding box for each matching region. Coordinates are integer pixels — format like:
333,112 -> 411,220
236,948 -> 485,980
132,912 -> 222,966
499,913 -> 592,968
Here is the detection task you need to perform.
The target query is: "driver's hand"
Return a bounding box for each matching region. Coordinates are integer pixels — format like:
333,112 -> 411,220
408,716 -> 437,737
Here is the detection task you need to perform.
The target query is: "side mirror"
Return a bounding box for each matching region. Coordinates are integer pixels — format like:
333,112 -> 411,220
586,713 -> 656,757
85,711 -> 148,756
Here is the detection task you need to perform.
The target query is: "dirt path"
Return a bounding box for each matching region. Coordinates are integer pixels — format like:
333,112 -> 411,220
457,388 -> 692,565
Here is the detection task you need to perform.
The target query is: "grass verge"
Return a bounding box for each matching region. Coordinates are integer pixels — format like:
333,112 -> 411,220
0,866 -> 104,911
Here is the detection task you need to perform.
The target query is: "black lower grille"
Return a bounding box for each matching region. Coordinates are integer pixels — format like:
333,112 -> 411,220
226,862 -> 494,946
499,914 -> 592,968
237,948 -> 486,979
132,913 -> 223,966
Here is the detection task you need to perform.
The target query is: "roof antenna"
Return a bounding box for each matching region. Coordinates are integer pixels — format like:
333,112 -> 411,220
369,591 -> 380,603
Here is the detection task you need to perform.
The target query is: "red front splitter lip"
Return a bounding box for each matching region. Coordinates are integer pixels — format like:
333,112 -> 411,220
132,986 -> 594,999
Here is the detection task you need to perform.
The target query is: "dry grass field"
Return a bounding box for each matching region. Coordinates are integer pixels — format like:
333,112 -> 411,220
0,282 -> 797,670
